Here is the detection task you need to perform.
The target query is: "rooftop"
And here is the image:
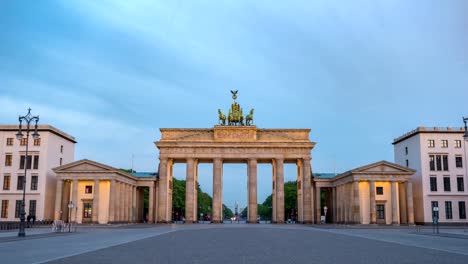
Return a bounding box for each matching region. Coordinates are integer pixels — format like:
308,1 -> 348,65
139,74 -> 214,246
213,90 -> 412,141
0,124 -> 76,143
393,126 -> 465,145
313,173 -> 338,179
131,172 -> 158,178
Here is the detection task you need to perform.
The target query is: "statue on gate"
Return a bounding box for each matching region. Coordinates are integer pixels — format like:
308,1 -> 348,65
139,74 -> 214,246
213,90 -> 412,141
218,90 -> 254,126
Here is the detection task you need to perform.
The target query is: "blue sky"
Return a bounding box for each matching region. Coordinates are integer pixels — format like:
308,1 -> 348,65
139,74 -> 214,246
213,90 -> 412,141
1,0 -> 467,209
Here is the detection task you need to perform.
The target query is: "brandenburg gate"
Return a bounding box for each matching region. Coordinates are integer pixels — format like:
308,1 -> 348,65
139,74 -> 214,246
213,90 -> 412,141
155,91 -> 316,224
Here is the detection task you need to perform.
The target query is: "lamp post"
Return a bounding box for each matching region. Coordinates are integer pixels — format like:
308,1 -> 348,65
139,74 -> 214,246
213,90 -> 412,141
16,108 -> 40,237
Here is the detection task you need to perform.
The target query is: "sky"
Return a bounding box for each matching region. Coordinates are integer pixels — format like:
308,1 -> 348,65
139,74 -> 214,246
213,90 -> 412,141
1,0 -> 467,209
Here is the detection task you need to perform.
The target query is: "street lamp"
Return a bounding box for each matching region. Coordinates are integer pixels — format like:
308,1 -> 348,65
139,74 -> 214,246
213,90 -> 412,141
463,117 -> 468,142
16,108 -> 40,237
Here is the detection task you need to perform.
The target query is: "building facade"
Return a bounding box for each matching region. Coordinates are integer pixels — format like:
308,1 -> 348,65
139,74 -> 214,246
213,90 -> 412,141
53,159 -> 155,224
393,127 -> 468,224
0,125 -> 75,222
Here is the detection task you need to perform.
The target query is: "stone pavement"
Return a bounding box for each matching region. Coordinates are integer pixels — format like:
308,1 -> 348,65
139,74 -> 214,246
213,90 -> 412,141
0,224 -> 467,264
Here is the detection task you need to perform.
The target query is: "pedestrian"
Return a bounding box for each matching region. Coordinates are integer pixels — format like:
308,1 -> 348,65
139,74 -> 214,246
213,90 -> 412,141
27,215 -> 32,228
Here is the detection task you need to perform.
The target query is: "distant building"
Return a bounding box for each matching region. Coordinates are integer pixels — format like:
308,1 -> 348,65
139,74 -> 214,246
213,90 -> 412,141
0,125 -> 76,222
393,127 -> 468,224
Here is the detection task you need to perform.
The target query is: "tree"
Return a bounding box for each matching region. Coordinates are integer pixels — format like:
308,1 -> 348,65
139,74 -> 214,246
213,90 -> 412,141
258,180 -> 297,221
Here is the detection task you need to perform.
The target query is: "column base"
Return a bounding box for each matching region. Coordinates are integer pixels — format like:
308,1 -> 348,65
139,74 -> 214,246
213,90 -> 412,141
211,220 -> 223,224
302,221 -> 313,224
392,222 -> 400,226
275,220 -> 285,224
370,221 -> 377,224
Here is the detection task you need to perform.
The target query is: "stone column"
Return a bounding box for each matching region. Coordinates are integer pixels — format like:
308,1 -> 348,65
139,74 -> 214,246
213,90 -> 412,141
369,181 -> 376,224
391,181 -> 399,225
193,160 -> 198,222
275,158 -> 285,223
212,158 -> 223,223
61,181 -> 71,221
353,181 -> 360,224
296,159 -> 303,223
302,158 -> 313,224
92,179 -> 100,223
109,179 -> 116,223
248,158 -> 258,223
157,158 -> 168,223
185,158 -> 195,223
71,179 -> 78,223
132,186 -> 137,222
406,181 -> 415,225
338,185 -> 342,223
315,186 -> 321,223
128,184 -> 133,222
149,185 -> 154,223
332,187 -> 337,223
121,183 -> 126,222
272,159 -> 277,223
399,182 -> 408,224
54,179 -> 64,221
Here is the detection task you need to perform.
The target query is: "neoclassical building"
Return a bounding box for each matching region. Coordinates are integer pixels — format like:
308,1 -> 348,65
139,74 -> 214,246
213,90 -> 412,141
51,93 -> 417,225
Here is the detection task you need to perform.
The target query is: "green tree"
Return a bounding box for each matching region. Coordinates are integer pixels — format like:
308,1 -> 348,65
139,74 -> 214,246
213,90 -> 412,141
258,181 -> 298,221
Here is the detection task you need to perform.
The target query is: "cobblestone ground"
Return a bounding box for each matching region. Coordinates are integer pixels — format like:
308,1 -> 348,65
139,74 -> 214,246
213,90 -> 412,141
1,225 -> 467,264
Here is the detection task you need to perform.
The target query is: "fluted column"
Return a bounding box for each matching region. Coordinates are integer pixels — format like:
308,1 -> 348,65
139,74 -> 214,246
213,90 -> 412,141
338,185 -> 342,223
185,158 -> 195,223
108,179 -> 116,223
54,180 -> 64,221
128,184 -> 133,222
296,159 -> 303,223
248,159 -> 258,223
369,181 -> 376,224
275,158 -> 285,223
120,183 -> 126,222
272,159 -> 277,223
353,181 -> 360,224
302,158 -> 312,223
315,186 -> 321,223
92,179 -> 100,223
212,158 -> 223,223
148,185 -> 154,223
193,160 -> 198,222
406,181 -> 415,224
332,187 -> 337,223
391,181 -> 399,224
157,158 -> 168,223
132,186 -> 137,222
71,179 -> 78,223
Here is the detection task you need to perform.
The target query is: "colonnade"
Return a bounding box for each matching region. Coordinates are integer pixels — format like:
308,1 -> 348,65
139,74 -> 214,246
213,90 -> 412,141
156,157 -> 315,224
54,178 -> 139,224
332,180 -> 414,225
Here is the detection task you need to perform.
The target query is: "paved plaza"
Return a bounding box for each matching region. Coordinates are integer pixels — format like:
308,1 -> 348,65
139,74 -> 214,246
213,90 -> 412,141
0,225 -> 467,264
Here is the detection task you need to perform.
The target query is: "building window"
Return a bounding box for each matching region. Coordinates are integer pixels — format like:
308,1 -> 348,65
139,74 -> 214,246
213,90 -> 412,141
15,200 -> 22,218
405,147 -> 408,155
59,158 -> 62,166
455,156 -> 463,168
376,187 -> 384,195
17,176 -> 24,190
430,154 -> 449,171
30,176 -> 38,191
6,138 -> 13,146
443,177 -> 451,192
428,140 -> 435,148
441,140 -> 448,148
429,155 -> 435,171
376,205 -> 385,219
5,154 -> 12,166
33,138 -> 41,146
3,175 -> 10,190
60,145 -> 63,153
457,177 -> 464,192
405,159 -> 409,167
19,155 -> 32,170
33,155 -> 39,170
455,140 -> 462,148
430,177 -> 437,192
85,185 -> 93,194
20,138 -> 27,146
28,200 -> 36,216
445,201 -> 453,219
431,201 -> 439,218
459,201 -> 466,219
1,200 -> 8,218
